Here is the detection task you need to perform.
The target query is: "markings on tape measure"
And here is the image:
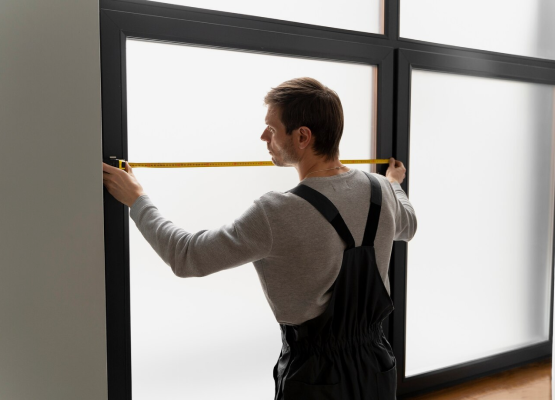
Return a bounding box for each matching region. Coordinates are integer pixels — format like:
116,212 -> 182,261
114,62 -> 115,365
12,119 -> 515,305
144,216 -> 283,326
123,159 -> 390,169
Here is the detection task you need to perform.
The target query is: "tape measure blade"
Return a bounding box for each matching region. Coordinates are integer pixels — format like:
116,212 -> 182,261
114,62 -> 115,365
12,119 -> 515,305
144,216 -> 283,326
127,159 -> 391,167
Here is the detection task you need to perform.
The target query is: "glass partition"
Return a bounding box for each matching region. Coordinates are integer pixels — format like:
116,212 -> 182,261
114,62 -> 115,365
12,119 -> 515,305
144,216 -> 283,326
405,69 -> 555,377
126,38 -> 377,398
400,0 -> 555,60
145,0 -> 384,34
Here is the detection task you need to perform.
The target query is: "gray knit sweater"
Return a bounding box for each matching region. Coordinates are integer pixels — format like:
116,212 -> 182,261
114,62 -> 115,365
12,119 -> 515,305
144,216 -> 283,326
130,168 -> 417,326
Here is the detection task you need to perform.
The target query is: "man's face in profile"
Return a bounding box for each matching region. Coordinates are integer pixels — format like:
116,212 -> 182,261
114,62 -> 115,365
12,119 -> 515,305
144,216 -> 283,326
261,105 -> 299,167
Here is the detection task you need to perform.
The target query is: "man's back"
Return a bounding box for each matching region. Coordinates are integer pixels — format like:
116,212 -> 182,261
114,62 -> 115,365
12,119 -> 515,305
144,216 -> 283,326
251,168 -> 417,326
130,167 -> 417,327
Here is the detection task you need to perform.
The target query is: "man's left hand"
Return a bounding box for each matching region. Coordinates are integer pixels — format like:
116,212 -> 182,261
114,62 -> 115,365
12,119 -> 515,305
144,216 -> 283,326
102,161 -> 146,207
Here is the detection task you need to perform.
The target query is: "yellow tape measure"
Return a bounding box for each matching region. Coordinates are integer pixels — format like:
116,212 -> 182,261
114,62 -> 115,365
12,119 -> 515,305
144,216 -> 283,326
106,158 -> 390,169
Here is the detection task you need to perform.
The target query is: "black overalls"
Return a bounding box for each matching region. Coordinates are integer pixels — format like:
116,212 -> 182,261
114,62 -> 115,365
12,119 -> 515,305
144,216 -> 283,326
273,172 -> 397,400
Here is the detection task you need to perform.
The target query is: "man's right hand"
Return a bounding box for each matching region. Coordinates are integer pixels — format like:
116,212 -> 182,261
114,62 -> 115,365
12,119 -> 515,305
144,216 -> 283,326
386,157 -> 406,184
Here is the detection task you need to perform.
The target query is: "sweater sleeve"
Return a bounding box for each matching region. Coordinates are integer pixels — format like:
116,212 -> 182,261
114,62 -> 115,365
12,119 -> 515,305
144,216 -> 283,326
387,181 -> 417,242
129,195 -> 273,278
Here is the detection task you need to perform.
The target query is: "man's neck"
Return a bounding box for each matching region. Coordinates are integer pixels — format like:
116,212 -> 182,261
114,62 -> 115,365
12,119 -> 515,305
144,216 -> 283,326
295,157 -> 350,181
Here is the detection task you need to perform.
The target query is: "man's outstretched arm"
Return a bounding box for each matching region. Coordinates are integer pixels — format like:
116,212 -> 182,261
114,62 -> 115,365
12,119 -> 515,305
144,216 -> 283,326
385,158 -> 417,241
129,194 -> 273,277
102,160 -> 273,277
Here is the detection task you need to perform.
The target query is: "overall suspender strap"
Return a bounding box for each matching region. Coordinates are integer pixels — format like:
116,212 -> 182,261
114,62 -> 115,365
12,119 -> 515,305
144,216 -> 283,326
287,185 -> 356,250
361,172 -> 382,247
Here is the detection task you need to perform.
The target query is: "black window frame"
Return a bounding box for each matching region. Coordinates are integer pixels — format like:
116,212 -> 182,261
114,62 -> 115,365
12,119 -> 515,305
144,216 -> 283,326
393,48 -> 555,395
100,0 -> 555,398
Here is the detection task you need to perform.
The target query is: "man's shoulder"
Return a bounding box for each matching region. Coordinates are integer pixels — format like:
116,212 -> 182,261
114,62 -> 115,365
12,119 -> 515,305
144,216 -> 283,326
257,188 -> 300,207
255,169 -> 378,207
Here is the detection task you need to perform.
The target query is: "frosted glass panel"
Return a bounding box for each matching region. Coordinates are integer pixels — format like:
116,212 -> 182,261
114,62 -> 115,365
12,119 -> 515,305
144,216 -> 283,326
126,38 -> 376,399
146,0 -> 383,34
400,0 -> 555,60
406,69 -> 555,377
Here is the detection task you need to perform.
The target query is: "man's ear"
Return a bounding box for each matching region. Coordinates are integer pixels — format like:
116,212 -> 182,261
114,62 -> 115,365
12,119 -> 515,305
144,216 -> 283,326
297,126 -> 312,150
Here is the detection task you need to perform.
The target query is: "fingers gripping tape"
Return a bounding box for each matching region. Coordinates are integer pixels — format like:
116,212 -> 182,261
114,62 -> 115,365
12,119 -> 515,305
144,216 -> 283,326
105,157 -> 126,170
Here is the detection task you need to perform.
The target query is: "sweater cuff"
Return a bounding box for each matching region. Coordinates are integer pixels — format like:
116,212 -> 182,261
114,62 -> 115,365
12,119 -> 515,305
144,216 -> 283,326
390,181 -> 403,191
130,194 -> 156,222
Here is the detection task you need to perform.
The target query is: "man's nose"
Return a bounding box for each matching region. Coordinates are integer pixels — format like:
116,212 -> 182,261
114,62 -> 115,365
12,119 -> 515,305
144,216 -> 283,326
261,129 -> 269,142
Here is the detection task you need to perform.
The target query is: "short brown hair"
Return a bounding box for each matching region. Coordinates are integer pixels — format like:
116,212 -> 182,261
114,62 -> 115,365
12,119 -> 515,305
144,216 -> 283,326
263,77 -> 344,162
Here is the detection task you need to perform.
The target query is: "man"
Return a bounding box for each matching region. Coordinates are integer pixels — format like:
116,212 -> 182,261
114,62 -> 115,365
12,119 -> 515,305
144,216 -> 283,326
103,77 -> 417,399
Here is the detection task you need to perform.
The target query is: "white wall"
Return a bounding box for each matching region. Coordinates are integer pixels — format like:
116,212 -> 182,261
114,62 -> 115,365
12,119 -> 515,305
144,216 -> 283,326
0,1 -> 107,399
